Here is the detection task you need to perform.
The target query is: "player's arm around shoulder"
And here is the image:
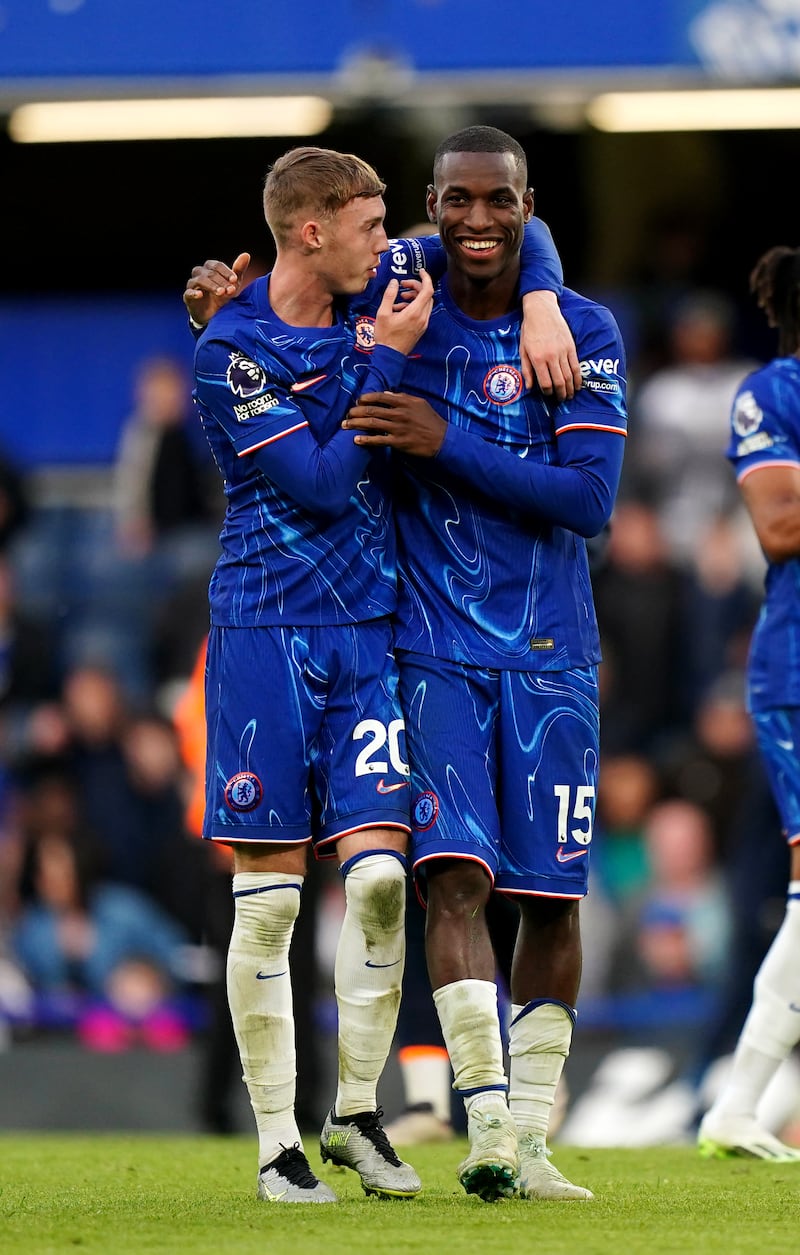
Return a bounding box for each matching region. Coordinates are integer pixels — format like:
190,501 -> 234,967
553,295 -> 627,438
184,254 -> 251,330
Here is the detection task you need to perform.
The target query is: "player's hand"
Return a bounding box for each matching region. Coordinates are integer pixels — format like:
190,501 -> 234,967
344,391 -> 446,458
373,269 -> 434,356
520,290 -> 582,401
183,252 -> 251,325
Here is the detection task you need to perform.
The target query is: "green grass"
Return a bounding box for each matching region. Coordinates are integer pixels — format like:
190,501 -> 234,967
2,1134 -> 800,1254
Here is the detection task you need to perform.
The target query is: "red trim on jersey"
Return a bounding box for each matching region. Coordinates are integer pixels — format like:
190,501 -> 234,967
494,885 -> 584,900
737,458 -> 800,483
315,820 -> 412,856
238,420 -> 309,454
411,850 -> 495,909
554,421 -> 628,437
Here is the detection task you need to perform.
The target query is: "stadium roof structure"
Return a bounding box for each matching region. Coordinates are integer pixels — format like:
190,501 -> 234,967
2,0 -> 800,134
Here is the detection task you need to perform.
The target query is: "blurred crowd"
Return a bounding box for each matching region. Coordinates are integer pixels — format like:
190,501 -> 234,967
0,275 -> 790,1138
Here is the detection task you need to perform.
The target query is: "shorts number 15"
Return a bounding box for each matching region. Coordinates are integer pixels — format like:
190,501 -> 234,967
553,784 -> 594,845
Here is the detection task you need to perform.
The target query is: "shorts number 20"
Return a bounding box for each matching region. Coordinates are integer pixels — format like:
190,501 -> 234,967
353,718 -> 409,777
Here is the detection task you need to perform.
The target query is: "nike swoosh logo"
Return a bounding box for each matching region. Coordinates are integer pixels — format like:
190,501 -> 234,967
260,1186 -> 288,1201
777,739 -> 795,751
256,970 -> 289,980
365,959 -> 401,969
290,374 -> 327,392
555,847 -> 588,863
376,779 -> 408,794
790,1003 -> 800,1013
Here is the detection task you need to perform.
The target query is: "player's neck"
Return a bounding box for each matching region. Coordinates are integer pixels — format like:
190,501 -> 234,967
268,259 -> 336,328
446,263 -> 520,321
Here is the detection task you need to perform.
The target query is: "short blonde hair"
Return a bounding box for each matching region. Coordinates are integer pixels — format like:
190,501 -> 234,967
263,147 -> 386,244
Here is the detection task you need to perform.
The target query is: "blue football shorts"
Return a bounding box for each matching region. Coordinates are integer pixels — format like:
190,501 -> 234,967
399,653 -> 599,898
751,708 -> 800,845
204,621 -> 411,852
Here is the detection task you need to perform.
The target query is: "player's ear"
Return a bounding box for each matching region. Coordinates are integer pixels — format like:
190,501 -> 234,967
300,219 -> 323,250
425,185 -> 437,225
523,188 -> 534,223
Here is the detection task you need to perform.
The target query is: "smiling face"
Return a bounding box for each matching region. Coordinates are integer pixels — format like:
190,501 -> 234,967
426,150 -> 533,291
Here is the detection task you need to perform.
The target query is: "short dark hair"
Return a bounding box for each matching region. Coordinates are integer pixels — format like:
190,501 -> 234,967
433,126 -> 528,184
750,245 -> 800,356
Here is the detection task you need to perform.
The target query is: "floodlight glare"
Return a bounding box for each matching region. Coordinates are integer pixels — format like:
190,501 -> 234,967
587,87 -> 800,132
9,96 -> 333,143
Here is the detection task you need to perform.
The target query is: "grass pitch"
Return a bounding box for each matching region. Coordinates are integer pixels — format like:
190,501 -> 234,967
2,1134 -> 799,1254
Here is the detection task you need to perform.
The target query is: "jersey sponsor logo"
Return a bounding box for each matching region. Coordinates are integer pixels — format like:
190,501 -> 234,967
233,391 -> 279,422
355,316 -> 377,352
732,389 -> 764,436
412,790 -> 439,831
226,352 -> 268,398
376,778 -> 408,794
388,237 -> 425,277
579,356 -> 622,396
555,846 -> 588,863
736,431 -> 773,456
583,377 -> 621,395
483,364 -> 524,405
224,770 -> 263,812
580,356 -> 620,376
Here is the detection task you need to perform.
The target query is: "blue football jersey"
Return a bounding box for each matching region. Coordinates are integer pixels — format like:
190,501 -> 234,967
194,275 -> 407,627
727,356 -> 800,711
193,221 -> 564,631
391,282 -> 628,670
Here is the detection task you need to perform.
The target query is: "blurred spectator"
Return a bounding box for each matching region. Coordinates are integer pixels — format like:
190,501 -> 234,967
150,571 -> 212,705
609,798 -> 731,997
112,355 -> 218,560
625,206 -> 718,380
577,754 -> 662,1006
658,670 -> 757,859
10,767 -> 190,1051
594,753 -> 661,905
0,556 -> 60,756
52,664 -> 200,927
58,664 -> 134,883
592,499 -> 690,755
680,514 -> 762,711
625,291 -> 761,577
119,709 -> 207,936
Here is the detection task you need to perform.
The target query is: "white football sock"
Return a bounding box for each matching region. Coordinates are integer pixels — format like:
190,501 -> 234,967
227,871 -> 302,1167
712,883 -> 800,1121
334,851 -> 407,1117
508,999 -> 575,1143
433,978 -> 508,1116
